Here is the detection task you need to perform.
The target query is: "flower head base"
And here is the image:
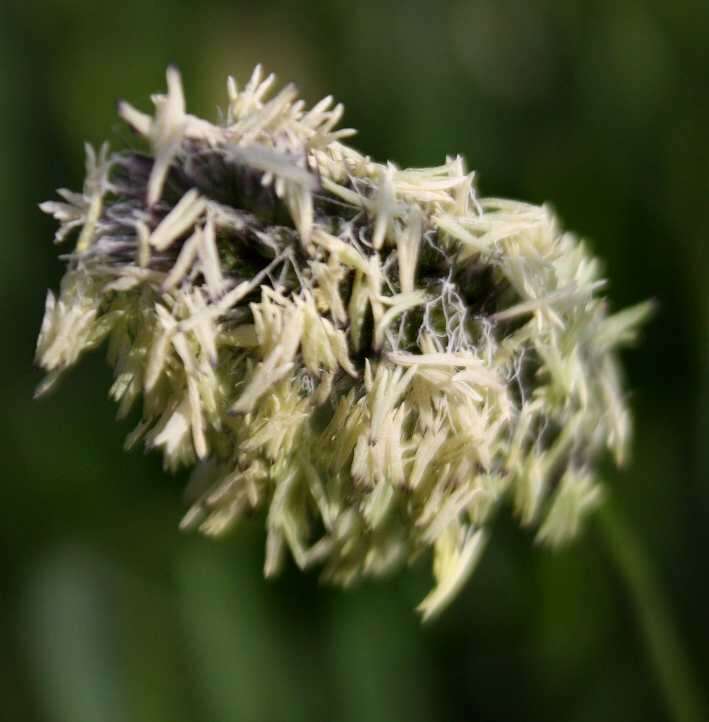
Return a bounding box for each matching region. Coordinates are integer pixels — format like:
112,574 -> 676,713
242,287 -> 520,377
36,66 -> 651,618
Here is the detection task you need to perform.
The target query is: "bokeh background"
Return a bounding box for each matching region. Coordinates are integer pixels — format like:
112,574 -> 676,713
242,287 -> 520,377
2,1 -> 708,720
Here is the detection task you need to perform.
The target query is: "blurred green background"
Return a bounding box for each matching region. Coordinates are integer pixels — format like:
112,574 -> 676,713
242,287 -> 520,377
2,1 -> 708,720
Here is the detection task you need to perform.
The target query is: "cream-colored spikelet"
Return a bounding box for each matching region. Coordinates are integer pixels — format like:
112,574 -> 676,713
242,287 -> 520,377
36,66 -> 652,618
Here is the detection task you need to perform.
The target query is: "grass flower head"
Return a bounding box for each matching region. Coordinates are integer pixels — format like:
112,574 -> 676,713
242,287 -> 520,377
36,66 -> 651,618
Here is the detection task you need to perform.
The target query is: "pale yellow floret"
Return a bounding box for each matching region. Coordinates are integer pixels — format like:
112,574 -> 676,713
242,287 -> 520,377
417,525 -> 487,621
150,189 -> 207,251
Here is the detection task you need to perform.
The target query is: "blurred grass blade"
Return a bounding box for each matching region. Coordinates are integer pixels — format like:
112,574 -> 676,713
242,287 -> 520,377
20,547 -> 126,722
597,499 -> 707,722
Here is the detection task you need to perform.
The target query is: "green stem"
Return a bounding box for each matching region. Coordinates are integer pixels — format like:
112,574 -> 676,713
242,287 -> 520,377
596,497 -> 706,722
